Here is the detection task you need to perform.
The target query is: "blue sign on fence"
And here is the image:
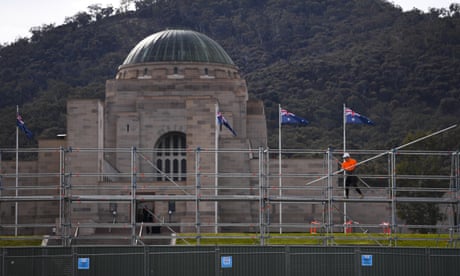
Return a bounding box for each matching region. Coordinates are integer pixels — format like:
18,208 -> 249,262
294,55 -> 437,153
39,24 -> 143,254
361,255 -> 373,266
78,257 -> 90,270
221,256 -> 233,268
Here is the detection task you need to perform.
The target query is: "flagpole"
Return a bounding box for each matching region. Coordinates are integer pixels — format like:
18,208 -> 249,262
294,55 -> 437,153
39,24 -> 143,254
278,104 -> 282,234
15,105 -> 19,236
214,104 -> 219,233
343,103 -> 347,233
343,103 -> 346,154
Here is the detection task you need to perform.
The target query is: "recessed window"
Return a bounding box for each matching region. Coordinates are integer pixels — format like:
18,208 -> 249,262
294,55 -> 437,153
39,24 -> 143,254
154,132 -> 186,181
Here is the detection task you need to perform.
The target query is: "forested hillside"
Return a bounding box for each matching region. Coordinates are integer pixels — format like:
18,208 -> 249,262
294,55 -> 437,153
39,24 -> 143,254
1,0 -> 460,152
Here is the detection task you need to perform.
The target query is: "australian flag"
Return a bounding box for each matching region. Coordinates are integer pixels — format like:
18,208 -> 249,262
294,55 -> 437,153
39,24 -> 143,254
217,112 -> 237,136
16,114 -> 34,139
345,108 -> 374,125
280,109 -> 309,125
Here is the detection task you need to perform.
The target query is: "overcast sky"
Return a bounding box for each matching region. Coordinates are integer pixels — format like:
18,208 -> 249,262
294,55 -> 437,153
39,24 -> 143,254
0,0 -> 458,45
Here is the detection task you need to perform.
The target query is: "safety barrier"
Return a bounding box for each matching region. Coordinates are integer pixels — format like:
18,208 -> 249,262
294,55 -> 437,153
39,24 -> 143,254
1,246 -> 460,276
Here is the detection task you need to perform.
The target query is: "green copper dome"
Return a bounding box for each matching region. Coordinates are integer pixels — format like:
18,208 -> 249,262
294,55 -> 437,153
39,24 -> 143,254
122,29 -> 235,65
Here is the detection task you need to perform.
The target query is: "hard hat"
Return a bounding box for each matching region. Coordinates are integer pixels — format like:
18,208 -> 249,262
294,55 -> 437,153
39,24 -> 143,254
343,153 -> 350,158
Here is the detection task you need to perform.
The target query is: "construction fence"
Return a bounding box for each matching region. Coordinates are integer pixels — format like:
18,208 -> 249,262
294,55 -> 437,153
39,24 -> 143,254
1,245 -> 460,276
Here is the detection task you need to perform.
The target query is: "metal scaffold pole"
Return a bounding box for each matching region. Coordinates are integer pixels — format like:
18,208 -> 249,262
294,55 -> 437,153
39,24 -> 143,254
390,150 -> 396,242
195,147 -> 201,245
63,147 -> 72,246
15,106 -> 19,236
258,147 -> 267,245
451,151 -> 460,239
59,147 -> 63,239
131,147 -> 137,245
214,104 -> 219,234
326,147 -> 333,245
265,147 -> 271,240
0,150 -> 2,197
448,151 -> 459,246
456,152 -> 460,235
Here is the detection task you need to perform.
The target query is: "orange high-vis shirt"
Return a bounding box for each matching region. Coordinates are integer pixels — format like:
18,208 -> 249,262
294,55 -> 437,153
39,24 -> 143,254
342,158 -> 357,172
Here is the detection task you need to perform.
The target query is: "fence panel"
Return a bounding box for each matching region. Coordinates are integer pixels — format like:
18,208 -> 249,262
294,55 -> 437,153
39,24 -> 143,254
290,247 -> 356,276
75,247 -> 145,276
219,246 -> 285,276
3,247 -> 72,276
429,248 -> 460,276
1,246 -> 460,276
149,247 -> 216,276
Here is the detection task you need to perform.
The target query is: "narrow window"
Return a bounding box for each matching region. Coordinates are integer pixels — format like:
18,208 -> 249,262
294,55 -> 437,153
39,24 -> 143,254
154,132 -> 186,181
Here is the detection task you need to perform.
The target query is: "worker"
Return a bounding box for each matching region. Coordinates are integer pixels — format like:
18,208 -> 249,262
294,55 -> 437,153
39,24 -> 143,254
341,153 -> 364,199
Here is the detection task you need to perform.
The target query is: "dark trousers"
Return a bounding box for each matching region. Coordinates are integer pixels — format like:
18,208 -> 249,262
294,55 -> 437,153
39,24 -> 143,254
345,174 -> 362,198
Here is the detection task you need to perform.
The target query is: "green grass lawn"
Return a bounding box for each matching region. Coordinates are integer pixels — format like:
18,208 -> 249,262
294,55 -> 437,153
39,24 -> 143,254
0,236 -> 42,247
1,233 -> 458,248
174,232 -> 459,247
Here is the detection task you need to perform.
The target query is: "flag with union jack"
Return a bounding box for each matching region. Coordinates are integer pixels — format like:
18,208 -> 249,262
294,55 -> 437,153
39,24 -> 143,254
280,108 -> 309,125
217,112 -> 237,136
345,108 -> 374,125
16,113 -> 34,139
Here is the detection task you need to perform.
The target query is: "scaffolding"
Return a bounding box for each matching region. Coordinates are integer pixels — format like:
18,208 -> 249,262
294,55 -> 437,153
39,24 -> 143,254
0,146 -> 459,247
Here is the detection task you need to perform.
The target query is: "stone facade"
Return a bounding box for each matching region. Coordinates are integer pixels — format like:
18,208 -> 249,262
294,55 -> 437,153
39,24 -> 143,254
0,30 -> 392,237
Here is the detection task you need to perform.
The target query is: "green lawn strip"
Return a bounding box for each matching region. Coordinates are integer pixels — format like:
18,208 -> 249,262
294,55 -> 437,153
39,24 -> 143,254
0,236 -> 42,247
0,233 -> 455,247
175,233 -> 456,247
